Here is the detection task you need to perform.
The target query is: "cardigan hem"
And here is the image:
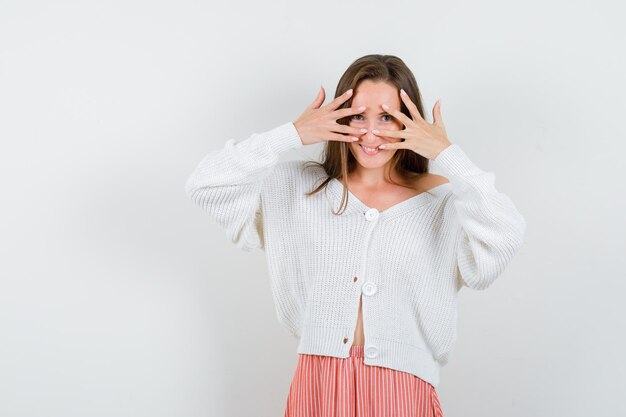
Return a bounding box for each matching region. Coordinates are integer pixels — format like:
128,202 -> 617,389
296,324 -> 442,388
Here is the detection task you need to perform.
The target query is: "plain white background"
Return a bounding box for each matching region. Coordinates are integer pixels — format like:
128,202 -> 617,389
1,0 -> 625,416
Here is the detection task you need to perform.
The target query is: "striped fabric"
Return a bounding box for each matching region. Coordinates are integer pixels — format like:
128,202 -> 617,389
284,345 -> 444,417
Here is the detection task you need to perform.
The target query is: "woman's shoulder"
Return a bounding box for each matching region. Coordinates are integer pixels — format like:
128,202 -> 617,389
267,159 -> 328,193
414,173 -> 450,191
262,160 -> 327,208
275,159 -> 327,180
274,159 -> 316,177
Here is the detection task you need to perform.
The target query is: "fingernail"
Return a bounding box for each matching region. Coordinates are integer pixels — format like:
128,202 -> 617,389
379,144 -> 386,149
346,88 -> 353,95
358,105 -> 366,111
400,89 -> 406,96
382,104 -> 389,109
360,128 -> 367,133
372,129 -> 380,134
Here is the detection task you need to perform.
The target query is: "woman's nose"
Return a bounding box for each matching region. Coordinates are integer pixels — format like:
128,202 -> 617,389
365,122 -> 382,138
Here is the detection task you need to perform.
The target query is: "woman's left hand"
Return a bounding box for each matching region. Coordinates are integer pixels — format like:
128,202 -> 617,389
376,89 -> 451,160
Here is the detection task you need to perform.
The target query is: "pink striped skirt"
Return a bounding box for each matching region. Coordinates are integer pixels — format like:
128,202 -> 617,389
284,344 -> 444,417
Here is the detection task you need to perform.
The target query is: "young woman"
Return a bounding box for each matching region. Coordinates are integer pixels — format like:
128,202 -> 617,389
185,54 -> 527,417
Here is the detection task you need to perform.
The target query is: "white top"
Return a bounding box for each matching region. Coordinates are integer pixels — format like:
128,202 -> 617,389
185,121 -> 527,387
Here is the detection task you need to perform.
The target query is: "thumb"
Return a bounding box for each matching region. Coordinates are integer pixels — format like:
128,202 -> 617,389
432,99 -> 442,125
307,85 -> 325,109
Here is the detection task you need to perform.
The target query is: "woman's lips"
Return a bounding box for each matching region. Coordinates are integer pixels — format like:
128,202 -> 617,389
360,144 -> 383,155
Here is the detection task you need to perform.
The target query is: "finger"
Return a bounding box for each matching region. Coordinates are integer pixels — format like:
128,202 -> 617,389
333,105 -> 366,120
378,139 -> 409,150
399,89 -> 426,123
328,133 -> 360,143
322,88 -> 354,112
382,103 -> 413,127
307,86 -> 326,110
332,123 -> 369,137
432,99 -> 444,127
370,128 -> 405,139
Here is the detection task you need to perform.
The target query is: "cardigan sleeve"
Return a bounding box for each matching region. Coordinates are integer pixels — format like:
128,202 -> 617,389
431,143 -> 527,290
184,121 -> 304,251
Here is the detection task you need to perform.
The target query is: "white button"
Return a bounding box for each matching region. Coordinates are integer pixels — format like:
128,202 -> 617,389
365,345 -> 378,358
362,281 -> 378,296
365,208 -> 379,221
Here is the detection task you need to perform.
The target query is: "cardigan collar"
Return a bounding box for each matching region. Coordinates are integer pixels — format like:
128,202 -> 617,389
324,177 -> 452,221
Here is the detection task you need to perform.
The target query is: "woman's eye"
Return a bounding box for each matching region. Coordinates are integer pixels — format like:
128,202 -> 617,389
351,114 -> 392,121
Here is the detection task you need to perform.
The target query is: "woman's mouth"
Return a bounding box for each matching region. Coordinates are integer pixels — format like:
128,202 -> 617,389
360,144 -> 383,155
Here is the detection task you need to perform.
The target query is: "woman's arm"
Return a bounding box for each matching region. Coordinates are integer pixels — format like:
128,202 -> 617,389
431,143 -> 527,290
184,121 -> 304,251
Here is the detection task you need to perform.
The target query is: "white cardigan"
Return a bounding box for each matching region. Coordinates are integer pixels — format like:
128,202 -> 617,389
185,121 -> 527,388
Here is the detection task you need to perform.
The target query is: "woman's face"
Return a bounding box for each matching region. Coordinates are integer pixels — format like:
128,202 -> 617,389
348,79 -> 404,171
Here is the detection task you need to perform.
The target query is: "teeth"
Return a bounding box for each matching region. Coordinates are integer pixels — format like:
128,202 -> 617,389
363,146 -> 379,152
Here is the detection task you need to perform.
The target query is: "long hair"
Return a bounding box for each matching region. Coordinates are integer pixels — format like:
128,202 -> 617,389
302,54 -> 429,215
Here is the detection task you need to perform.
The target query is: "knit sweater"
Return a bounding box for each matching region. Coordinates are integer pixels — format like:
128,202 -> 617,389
184,121 -> 527,388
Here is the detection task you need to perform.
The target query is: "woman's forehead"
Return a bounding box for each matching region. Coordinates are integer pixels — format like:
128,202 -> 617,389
351,83 -> 400,108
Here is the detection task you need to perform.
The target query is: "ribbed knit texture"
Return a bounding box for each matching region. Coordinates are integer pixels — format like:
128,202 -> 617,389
185,121 -> 527,388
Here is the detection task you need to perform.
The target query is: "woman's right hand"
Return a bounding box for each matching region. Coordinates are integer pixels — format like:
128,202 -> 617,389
293,86 -> 367,146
